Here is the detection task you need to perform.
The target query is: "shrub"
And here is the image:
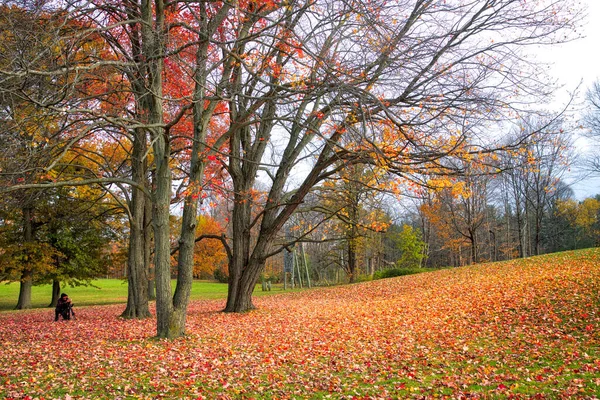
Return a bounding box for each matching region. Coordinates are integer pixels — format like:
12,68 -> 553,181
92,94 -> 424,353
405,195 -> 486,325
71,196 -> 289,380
373,268 -> 429,280
213,266 -> 229,283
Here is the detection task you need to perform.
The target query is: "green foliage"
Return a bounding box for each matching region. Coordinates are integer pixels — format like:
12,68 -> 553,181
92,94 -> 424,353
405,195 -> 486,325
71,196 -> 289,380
373,267 -> 431,280
0,185 -> 118,286
213,266 -> 229,283
260,272 -> 281,284
395,224 -> 426,268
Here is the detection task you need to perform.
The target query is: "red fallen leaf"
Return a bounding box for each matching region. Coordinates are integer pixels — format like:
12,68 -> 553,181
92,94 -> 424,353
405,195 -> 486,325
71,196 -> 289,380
585,325 -> 593,332
1,248 -> 599,398
535,375 -> 544,382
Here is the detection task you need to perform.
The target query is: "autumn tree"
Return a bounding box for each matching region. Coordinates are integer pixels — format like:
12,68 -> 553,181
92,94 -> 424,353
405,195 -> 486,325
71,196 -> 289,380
199,0 -> 580,313
304,164 -> 391,282
552,196 -> 600,250
0,171 -> 118,307
422,160 -> 492,265
0,3 -> 95,308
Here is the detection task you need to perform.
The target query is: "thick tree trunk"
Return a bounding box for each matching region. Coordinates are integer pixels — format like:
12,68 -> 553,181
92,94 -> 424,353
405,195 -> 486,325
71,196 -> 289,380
225,192 -> 254,312
121,223 -> 150,318
224,259 -> 262,312
48,280 -> 60,307
15,269 -> 33,310
16,207 -> 34,310
154,148 -> 173,337
121,127 -> 151,319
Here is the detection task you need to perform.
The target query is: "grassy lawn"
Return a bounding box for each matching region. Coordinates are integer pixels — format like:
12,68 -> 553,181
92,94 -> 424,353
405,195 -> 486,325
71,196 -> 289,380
0,279 -> 286,311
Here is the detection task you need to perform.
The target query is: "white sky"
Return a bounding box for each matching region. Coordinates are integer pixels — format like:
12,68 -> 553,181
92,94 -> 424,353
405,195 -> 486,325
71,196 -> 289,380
544,0 -> 600,198
550,1 -> 600,93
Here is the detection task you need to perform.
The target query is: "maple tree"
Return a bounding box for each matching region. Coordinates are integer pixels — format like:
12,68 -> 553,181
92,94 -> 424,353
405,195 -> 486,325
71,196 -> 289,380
191,216 -> 228,279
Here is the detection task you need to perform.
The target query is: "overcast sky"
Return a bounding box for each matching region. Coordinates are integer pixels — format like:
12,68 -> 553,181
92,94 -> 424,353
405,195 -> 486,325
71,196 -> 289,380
545,0 -> 600,198
551,1 -> 600,91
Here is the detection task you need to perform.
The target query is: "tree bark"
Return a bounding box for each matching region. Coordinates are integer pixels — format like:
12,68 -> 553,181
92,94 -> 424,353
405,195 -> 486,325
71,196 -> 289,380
15,269 -> 33,310
224,259 -> 263,313
224,191 -> 254,312
153,146 -> 173,337
347,237 -> 357,284
145,181 -> 155,301
48,280 -> 60,307
121,127 -> 151,319
15,207 -> 34,310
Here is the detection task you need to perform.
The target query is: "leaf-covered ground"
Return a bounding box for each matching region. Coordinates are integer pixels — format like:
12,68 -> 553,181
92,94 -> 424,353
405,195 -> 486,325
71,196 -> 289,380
1,249 -> 599,399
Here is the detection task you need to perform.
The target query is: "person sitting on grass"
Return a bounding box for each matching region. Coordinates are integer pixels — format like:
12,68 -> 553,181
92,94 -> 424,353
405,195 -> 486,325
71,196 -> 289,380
54,293 -> 75,321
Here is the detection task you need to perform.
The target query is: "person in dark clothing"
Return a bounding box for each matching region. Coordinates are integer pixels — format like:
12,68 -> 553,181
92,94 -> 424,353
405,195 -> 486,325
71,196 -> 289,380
54,293 -> 75,321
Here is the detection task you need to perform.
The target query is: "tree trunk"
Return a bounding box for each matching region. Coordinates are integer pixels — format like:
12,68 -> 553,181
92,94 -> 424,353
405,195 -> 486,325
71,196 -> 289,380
145,192 -> 155,301
346,211 -> 359,283
48,280 -> 60,307
154,147 -> 173,337
224,259 -> 262,313
169,150 -> 205,337
224,195 -> 253,312
121,221 -> 150,318
470,236 -> 476,265
15,269 -> 33,310
347,239 -> 357,283
15,207 -> 34,310
121,127 -> 151,319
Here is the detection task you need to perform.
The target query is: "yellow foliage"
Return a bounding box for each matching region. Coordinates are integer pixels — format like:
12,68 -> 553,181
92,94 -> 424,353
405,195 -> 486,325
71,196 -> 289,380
556,198 -> 600,233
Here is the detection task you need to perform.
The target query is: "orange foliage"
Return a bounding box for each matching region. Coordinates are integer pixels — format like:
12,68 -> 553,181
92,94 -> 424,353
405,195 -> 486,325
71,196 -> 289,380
192,215 -> 227,279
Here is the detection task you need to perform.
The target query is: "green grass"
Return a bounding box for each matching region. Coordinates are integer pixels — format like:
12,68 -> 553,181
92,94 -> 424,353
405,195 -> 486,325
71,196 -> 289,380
0,279 -> 287,311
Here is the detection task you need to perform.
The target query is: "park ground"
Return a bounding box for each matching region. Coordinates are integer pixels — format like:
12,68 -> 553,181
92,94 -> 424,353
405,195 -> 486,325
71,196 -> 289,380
1,249 -> 599,399
0,279 -> 282,312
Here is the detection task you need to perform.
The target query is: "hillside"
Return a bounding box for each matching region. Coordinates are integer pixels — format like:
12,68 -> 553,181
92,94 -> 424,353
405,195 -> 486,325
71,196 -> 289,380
1,249 -> 599,398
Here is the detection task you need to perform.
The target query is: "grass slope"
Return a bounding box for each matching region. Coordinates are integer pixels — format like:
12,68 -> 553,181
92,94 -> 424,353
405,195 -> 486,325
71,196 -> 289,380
1,248 -> 599,399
